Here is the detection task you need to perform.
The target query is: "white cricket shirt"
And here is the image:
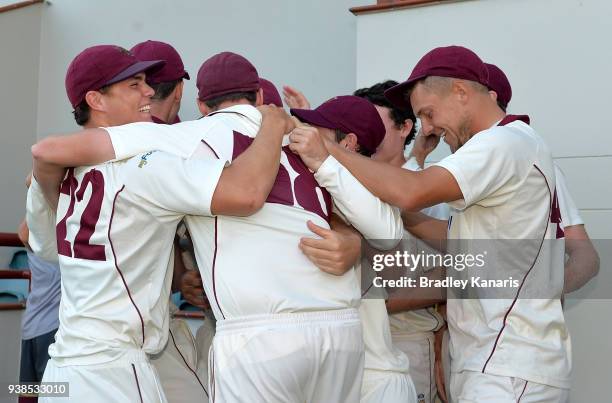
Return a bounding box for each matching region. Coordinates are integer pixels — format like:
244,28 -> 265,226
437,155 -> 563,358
106,105 -> 362,319
27,152 -> 224,365
434,116 -> 571,388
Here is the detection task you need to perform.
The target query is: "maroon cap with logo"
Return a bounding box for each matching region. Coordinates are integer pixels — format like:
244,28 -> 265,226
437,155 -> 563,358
197,52 -> 260,101
65,45 -> 165,108
485,63 -> 512,109
291,95 -> 385,155
385,45 -> 489,108
259,78 -> 283,107
131,40 -> 190,85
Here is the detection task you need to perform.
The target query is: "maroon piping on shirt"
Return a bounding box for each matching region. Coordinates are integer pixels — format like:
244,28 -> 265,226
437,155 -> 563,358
131,363 -> 144,403
480,165 -> 552,373
109,185 -> 146,346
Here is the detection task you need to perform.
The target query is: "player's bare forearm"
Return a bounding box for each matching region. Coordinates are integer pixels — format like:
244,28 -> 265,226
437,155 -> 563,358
563,225 -> 600,294
382,266 -> 446,303
211,106 -> 292,216
31,129 -> 116,168
402,211 -> 448,252
171,236 -> 187,293
32,158 -> 66,210
386,297 -> 444,313
326,142 -> 462,211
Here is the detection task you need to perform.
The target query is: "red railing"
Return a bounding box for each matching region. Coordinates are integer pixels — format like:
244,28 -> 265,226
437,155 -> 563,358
0,233 -> 30,310
0,0 -> 44,15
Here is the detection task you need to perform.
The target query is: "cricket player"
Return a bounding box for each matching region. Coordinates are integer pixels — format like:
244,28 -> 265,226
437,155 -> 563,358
484,62 -> 599,294
131,39 -> 210,402
289,45 -> 571,402
29,51 -> 404,402
28,45 -> 294,403
289,95 -> 418,402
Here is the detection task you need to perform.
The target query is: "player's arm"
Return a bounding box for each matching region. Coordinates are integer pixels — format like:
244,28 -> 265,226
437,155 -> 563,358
299,213 -> 362,276
401,211 -> 448,252
386,295 -> 445,313
25,174 -> 59,262
314,154 -> 403,250
563,224 -> 599,293
210,105 -> 294,215
289,129 -> 462,212
31,129 -> 116,168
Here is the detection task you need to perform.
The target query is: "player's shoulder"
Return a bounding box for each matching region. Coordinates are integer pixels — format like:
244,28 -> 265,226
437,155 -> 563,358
474,120 -> 540,154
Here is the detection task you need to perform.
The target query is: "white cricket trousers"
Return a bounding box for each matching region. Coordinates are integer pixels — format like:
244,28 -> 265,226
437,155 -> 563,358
361,369 -> 417,403
40,350 -> 167,403
450,371 -> 569,403
209,309 -> 364,403
392,331 -> 436,403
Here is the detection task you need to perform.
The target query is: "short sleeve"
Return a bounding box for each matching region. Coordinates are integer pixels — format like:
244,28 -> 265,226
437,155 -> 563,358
106,121 -> 206,161
26,176 -> 59,263
315,155 -> 403,249
122,151 -> 227,217
554,165 -> 583,228
434,128 -> 529,210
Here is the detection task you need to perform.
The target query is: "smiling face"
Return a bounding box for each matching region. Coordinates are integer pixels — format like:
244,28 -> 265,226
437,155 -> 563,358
410,78 -> 473,153
98,73 -> 155,126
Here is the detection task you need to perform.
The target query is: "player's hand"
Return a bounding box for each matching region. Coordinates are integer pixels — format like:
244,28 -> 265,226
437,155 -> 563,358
299,219 -> 361,276
288,126 -> 330,171
258,104 -> 297,134
434,325 -> 448,403
17,219 -> 29,249
180,270 -> 210,310
282,85 -> 311,109
410,128 -> 440,168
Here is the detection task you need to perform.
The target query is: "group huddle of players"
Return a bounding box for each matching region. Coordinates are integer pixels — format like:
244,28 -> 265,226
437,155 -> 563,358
24,39 -> 598,403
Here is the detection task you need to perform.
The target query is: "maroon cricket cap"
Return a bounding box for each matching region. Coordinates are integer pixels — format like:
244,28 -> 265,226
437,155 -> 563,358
197,52 -> 260,101
131,40 -> 190,85
259,78 -> 283,107
485,63 -> 512,109
385,45 -> 489,108
291,95 -> 385,155
65,45 -> 165,108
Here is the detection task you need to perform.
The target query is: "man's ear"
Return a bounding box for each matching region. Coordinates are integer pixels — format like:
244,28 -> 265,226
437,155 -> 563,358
85,90 -> 105,112
340,133 -> 360,152
488,90 -> 498,103
400,119 -> 414,141
197,98 -> 210,116
174,80 -> 184,103
255,88 -> 264,106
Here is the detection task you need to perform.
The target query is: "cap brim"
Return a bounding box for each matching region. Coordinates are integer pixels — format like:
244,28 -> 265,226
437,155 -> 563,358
290,108 -> 338,130
384,75 -> 426,109
104,59 -> 166,87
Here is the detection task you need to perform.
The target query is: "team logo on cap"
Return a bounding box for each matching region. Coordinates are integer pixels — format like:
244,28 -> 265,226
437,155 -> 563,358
115,46 -> 134,56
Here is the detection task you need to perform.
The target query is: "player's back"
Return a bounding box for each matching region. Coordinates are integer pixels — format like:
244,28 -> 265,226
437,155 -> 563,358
50,151 -> 217,365
105,105 -> 362,320
190,106 -> 361,318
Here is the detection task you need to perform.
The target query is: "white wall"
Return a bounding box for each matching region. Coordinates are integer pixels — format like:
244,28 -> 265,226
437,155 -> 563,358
355,0 -> 611,401
0,3 -> 42,246
35,0 -> 369,137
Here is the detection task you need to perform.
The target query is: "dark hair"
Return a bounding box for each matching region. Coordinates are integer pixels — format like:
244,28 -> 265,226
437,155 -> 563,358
72,85 -> 109,126
354,80 -> 417,145
150,79 -> 181,101
497,100 -> 508,113
335,129 -> 371,157
204,91 -> 257,110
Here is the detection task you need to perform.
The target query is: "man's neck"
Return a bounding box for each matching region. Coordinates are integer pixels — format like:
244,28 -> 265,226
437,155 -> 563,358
151,98 -> 178,124
213,99 -> 252,112
389,154 -> 407,168
469,102 -> 506,136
